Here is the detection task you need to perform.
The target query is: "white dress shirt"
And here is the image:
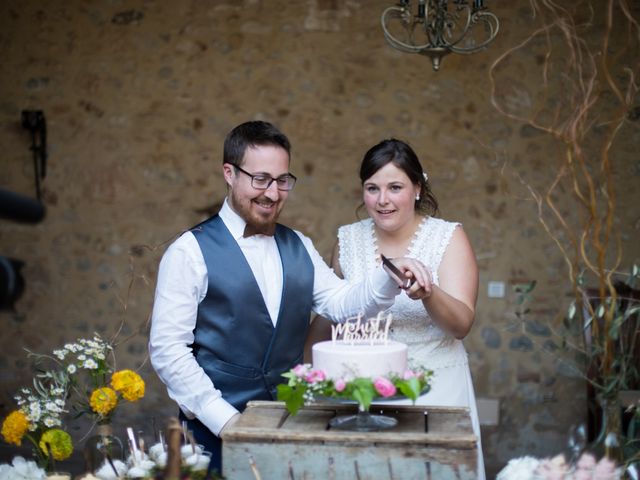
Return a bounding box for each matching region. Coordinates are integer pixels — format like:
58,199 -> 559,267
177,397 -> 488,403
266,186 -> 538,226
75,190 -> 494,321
149,200 -> 400,435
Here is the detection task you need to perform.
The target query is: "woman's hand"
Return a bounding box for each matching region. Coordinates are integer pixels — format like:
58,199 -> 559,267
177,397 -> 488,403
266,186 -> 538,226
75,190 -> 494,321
383,257 -> 433,299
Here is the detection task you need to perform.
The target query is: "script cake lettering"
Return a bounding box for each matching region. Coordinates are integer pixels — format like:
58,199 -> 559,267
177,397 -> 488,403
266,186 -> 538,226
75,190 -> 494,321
331,312 -> 393,344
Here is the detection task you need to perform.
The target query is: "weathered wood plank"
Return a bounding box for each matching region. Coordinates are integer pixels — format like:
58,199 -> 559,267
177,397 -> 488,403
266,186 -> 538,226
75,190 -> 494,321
224,442 -> 476,480
222,401 -> 478,479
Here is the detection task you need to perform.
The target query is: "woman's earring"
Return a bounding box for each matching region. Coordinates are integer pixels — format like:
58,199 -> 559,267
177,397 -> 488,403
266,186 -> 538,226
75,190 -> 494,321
415,194 -> 421,201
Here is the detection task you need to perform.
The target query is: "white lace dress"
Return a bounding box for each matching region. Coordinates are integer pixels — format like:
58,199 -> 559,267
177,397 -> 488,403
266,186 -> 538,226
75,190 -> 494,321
338,217 -> 485,479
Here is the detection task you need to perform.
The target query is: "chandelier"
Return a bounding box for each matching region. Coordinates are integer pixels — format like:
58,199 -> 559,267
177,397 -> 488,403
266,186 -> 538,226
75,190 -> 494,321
381,0 -> 500,71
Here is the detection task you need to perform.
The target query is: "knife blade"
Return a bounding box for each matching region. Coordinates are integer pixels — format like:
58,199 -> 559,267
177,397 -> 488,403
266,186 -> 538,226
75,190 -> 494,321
380,254 -> 413,289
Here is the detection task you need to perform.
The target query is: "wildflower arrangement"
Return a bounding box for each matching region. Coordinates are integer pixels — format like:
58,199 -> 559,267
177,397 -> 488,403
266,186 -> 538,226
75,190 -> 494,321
277,363 -> 432,415
0,364 -> 73,470
497,452 -> 621,480
1,334 -> 145,471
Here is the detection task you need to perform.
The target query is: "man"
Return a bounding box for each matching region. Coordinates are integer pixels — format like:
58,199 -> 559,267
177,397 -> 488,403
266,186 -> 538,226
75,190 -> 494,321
149,121 -> 429,473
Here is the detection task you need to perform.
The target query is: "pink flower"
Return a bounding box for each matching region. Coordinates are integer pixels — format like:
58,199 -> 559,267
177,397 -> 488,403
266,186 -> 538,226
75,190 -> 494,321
576,453 -> 597,471
334,379 -> 346,392
594,457 -> 617,480
305,369 -> 326,384
535,455 -> 569,480
574,471 -> 592,480
403,370 -> 416,380
373,377 -> 397,397
292,364 -> 308,378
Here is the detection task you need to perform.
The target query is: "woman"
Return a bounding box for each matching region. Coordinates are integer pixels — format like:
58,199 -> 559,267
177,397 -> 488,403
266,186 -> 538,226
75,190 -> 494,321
312,138 -> 485,478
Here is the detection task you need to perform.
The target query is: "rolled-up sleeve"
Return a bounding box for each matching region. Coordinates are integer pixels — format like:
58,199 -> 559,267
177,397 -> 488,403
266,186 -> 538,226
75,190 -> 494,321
148,232 -> 238,436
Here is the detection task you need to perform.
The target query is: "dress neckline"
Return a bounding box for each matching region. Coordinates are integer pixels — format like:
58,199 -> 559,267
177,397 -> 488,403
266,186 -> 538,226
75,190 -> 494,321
369,215 -> 429,263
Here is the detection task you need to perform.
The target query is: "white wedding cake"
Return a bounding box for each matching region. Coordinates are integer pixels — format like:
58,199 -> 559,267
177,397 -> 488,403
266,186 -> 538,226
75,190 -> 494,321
312,313 -> 408,380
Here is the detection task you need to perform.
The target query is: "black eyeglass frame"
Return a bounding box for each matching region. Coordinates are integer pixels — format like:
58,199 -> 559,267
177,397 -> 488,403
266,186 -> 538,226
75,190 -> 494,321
231,164 -> 297,191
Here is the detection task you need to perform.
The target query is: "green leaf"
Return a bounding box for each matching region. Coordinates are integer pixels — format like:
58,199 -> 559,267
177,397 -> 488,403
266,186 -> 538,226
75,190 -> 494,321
567,301 -> 577,320
403,377 -> 422,400
276,384 -> 305,415
623,305 -> 640,321
351,380 -> 375,411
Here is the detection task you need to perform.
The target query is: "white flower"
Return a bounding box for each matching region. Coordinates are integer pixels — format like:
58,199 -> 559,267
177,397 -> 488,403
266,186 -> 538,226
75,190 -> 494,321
27,402 -> 41,422
497,456 -> 540,480
83,359 -> 98,369
67,364 -> 77,374
53,349 -> 67,360
64,343 -> 80,353
77,354 -> 87,361
96,459 -> 127,479
4,456 -> 46,480
43,417 -> 57,427
0,465 -> 13,480
44,401 -> 60,413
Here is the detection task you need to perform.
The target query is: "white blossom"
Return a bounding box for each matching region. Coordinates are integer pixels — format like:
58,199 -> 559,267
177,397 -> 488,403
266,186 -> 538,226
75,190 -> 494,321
496,456 -> 541,480
67,364 -> 77,374
0,457 -> 46,480
83,359 -> 98,369
44,401 -> 59,413
53,349 -> 67,360
27,402 -> 41,422
43,417 -> 57,427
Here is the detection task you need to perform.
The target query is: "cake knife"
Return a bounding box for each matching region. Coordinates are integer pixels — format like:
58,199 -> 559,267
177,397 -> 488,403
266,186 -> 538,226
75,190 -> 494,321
380,254 -> 413,289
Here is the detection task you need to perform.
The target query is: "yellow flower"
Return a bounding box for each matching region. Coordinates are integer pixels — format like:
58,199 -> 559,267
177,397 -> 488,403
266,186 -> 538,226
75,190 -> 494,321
1,410 -> 30,446
39,428 -> 73,460
111,369 -> 145,402
89,387 -> 118,415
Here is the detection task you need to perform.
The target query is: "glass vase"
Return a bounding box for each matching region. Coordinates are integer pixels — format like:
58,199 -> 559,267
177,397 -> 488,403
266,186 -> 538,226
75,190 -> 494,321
592,395 -> 623,463
83,423 -> 124,473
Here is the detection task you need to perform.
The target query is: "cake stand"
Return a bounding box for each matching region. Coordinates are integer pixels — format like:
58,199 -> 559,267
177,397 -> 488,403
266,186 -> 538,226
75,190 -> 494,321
328,404 -> 398,431
326,386 -> 430,432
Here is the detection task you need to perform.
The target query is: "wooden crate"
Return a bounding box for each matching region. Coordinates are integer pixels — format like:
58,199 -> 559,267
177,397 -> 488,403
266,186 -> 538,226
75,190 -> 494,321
222,401 -> 477,479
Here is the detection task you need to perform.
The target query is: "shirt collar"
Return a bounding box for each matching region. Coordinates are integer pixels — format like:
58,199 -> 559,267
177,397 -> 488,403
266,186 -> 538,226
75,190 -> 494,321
219,199 -> 247,241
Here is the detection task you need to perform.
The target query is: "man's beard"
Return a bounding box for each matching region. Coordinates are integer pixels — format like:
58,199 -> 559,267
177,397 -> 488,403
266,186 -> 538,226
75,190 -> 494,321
230,191 -> 281,231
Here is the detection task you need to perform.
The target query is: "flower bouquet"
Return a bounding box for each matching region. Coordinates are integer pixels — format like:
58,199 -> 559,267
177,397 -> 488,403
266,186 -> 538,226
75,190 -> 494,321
277,363 -> 432,430
53,335 -> 145,473
1,334 -> 146,475
1,363 -> 73,473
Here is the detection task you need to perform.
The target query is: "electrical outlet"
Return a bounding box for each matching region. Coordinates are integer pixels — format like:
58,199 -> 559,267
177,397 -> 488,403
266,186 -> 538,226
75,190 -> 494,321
488,281 -> 506,298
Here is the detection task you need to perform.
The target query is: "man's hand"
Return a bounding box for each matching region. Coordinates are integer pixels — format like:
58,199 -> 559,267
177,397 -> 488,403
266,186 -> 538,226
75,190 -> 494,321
219,413 -> 241,437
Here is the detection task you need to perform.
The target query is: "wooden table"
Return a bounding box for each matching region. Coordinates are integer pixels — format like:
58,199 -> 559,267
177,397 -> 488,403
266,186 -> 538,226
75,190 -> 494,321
222,401 -> 477,479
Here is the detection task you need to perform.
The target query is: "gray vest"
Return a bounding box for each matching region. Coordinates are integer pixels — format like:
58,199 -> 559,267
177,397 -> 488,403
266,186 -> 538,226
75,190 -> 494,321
191,215 -> 314,411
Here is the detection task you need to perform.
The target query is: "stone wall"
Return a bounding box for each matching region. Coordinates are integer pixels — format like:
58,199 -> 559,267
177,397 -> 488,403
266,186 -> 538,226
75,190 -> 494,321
1,1 -> 638,476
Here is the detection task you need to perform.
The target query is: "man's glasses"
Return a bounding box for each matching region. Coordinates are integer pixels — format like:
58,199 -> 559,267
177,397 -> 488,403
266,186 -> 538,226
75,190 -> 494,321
233,164 -> 297,191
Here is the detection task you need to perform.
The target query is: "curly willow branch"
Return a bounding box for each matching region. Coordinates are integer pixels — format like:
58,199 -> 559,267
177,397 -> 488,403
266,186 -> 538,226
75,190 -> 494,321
490,0 -> 639,408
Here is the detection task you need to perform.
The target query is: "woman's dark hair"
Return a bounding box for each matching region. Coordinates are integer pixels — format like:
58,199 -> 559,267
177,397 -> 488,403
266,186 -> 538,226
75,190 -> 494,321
359,138 -> 438,216
223,121 -> 291,167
